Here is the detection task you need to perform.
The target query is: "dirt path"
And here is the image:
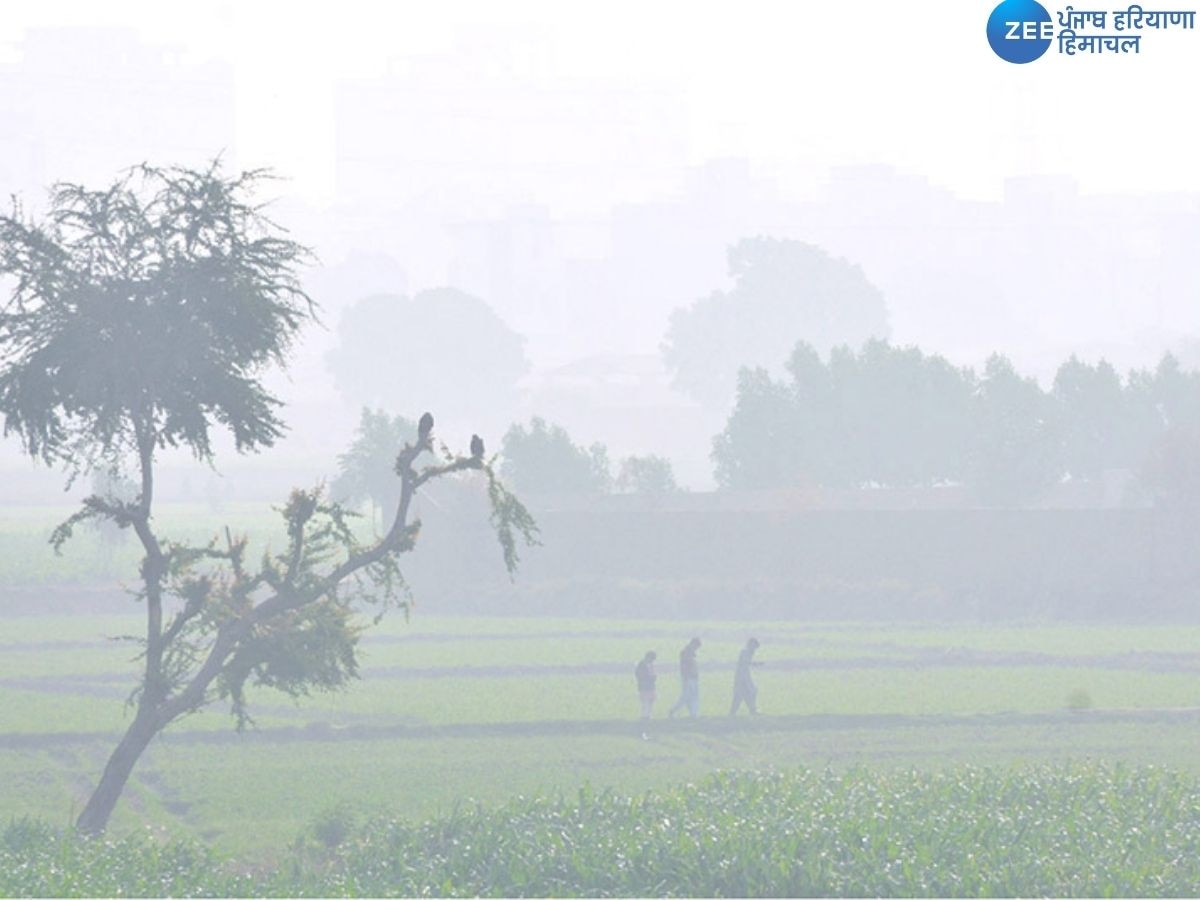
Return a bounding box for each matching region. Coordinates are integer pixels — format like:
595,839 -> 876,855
4,706 -> 1200,751
7,645 -> 1200,697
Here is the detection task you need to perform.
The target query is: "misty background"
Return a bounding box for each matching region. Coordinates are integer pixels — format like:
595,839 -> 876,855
3,3 -> 1199,620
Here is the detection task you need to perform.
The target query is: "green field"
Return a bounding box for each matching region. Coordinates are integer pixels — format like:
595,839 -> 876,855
4,606 -> 1200,865
0,503 -> 290,586
5,503 -> 1200,895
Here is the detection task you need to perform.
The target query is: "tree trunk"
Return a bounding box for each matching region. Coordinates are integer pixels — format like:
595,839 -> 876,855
76,426 -> 170,836
75,710 -> 160,835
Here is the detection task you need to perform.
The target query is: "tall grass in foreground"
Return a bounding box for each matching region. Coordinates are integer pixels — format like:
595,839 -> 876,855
5,763 -> 1200,896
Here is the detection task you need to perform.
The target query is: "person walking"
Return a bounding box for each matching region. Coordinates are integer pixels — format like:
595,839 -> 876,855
730,637 -> 762,715
668,637 -> 702,718
635,651 -> 657,738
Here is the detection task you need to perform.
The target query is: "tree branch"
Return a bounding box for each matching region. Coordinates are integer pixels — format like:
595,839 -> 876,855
155,439 -> 438,723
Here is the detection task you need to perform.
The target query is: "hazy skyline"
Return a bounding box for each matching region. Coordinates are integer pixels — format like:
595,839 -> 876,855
2,2 -> 1199,492
4,0 -> 1200,206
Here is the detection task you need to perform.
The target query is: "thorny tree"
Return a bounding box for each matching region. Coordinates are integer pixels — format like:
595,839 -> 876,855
0,162 -> 537,834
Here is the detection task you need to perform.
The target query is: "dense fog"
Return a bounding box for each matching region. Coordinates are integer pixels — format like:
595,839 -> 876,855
4,12 -> 1199,626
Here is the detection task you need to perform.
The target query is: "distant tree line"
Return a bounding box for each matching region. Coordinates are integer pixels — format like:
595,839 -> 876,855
713,340 -> 1200,505
495,417 -> 679,497
321,237 -> 1200,508
333,411 -> 680,506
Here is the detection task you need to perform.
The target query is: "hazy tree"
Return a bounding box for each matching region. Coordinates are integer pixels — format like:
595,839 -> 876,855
326,288 -> 529,429
587,442 -> 615,494
1052,356 -> 1130,480
966,355 -> 1063,505
1149,353 -> 1200,430
829,340 -> 974,487
1131,355 -> 1200,505
712,366 -> 815,490
331,409 -> 417,523
715,341 -> 1200,503
500,417 -> 611,495
616,454 -> 679,494
1141,424 -> 1200,507
714,340 -> 973,490
782,342 -> 848,486
662,237 -> 890,410
0,163 -> 536,835
1123,364 -> 1168,469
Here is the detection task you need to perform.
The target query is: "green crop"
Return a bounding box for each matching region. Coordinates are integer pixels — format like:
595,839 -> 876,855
310,763 -> 1200,896
5,763 -> 1200,897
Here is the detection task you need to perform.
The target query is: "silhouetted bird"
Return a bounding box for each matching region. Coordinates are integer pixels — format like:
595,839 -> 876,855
418,412 -> 433,441
470,434 -> 484,459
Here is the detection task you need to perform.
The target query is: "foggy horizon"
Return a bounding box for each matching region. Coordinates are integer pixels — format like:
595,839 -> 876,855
3,19 -> 1200,497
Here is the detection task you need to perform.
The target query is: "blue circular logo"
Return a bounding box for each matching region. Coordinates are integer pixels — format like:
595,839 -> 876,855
987,0 -> 1053,63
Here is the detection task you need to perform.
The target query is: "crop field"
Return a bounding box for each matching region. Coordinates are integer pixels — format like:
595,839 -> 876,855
5,604 -> 1200,863
7,763 -> 1200,896
5,500 -> 1200,891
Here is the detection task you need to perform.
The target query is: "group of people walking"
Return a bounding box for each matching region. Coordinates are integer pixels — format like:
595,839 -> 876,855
634,637 -> 762,730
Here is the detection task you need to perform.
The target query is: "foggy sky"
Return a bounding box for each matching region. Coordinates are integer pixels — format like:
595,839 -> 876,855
2,4 -> 1199,493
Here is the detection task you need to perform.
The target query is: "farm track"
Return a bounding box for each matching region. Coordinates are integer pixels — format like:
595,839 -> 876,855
4,706 -> 1200,751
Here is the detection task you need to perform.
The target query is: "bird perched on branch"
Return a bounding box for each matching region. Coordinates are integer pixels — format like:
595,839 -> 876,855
418,412 -> 433,443
470,434 -> 485,460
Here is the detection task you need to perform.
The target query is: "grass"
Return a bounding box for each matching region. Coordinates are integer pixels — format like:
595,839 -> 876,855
5,610 -> 1200,865
0,647 -> 142,680
8,616 -> 1200,734
143,718 -> 1200,857
841,623 -> 1200,657
9,713 -> 1200,860
222,665 -> 1200,726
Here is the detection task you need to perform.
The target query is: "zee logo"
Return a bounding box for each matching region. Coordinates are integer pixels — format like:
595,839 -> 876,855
988,0 -> 1054,63
1004,20 -> 1054,39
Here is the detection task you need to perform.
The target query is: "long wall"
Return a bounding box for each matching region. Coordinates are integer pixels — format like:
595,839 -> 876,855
409,506 -> 1200,621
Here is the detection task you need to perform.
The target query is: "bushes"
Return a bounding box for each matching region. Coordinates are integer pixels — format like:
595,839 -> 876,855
0,818 -> 251,897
